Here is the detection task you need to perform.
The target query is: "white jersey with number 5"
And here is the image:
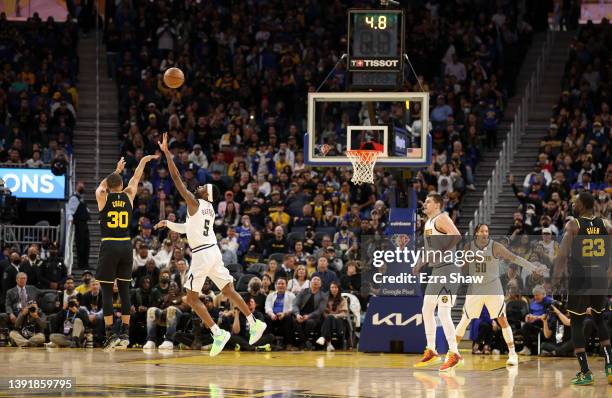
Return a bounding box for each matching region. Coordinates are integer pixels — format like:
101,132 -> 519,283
185,199 -> 217,248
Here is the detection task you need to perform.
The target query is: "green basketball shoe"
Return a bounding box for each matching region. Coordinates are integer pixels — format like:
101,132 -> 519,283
570,371 -> 593,386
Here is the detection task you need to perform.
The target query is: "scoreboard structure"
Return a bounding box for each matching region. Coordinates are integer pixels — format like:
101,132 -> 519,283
347,9 -> 405,90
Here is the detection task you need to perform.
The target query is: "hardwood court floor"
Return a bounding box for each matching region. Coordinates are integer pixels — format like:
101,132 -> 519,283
0,348 -> 610,397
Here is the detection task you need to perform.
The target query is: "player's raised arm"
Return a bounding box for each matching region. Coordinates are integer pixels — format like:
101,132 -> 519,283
154,219 -> 187,234
95,157 -> 126,211
552,218 -> 578,287
158,132 -> 199,214
493,241 -> 542,274
124,154 -> 159,203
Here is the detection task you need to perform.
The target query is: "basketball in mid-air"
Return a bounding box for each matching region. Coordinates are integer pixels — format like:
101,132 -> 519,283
163,67 -> 184,89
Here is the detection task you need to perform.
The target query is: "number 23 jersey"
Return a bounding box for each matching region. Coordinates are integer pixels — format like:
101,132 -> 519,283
100,191 -> 133,239
186,199 -> 217,248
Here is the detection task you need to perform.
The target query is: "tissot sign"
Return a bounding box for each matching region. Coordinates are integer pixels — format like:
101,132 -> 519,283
350,58 -> 400,70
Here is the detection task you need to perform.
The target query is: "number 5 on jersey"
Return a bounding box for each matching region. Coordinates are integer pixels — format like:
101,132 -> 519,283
203,219 -> 211,237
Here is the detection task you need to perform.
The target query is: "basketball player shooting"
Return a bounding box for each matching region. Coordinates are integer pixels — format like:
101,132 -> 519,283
156,133 -> 267,356
95,154 -> 158,351
413,193 -> 463,371
454,223 -> 546,366
553,192 -> 612,386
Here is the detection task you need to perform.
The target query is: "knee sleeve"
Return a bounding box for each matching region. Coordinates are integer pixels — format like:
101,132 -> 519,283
117,280 -> 131,315
571,315 -> 586,349
101,282 -> 114,317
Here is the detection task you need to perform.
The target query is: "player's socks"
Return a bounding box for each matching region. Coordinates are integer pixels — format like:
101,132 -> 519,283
246,313 -> 256,327
210,324 -> 223,337
576,351 -> 590,374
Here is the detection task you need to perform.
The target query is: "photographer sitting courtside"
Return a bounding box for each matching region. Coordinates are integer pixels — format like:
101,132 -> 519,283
9,300 -> 47,347
48,297 -> 88,348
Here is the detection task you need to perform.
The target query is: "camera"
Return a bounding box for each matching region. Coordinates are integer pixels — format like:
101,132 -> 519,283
544,300 -> 564,317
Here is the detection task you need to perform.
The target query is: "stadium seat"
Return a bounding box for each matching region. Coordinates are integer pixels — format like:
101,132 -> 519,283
246,262 -> 266,275
287,231 -> 304,246
315,227 -> 337,237
235,274 -> 255,292
268,252 -> 286,264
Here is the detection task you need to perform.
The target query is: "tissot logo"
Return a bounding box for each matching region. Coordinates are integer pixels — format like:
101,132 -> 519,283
372,313 -> 423,326
350,59 -> 399,68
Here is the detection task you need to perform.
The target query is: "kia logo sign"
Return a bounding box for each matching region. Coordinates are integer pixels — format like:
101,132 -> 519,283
372,313 -> 423,326
0,168 -> 66,199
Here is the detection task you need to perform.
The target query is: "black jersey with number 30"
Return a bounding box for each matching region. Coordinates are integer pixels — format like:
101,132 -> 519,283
569,216 -> 608,291
99,191 -> 133,239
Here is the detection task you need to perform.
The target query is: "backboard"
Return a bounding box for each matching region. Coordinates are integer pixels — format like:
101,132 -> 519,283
305,92 -> 431,167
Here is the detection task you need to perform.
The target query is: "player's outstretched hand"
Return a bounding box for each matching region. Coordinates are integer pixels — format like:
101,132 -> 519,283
154,220 -> 167,230
158,132 -> 170,153
115,157 -> 126,174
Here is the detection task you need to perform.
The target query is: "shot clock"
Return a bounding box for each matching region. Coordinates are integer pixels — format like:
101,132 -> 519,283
348,9 -> 404,73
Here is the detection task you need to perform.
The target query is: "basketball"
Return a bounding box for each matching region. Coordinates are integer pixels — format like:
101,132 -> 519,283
163,67 -> 184,89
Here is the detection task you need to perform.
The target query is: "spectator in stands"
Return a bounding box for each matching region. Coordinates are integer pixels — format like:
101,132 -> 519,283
268,226 -> 289,254
130,276 -> 160,346
288,265 -> 310,295
171,259 -> 189,290
226,297 -> 273,351
312,257 -> 339,293
75,271 -> 94,295
37,242 -> 67,290
133,244 -> 154,271
340,261 -> 361,296
143,281 -> 189,352
315,282 -> 348,352
2,251 -> 27,294
292,276 -> 328,349
48,297 -> 87,348
265,278 -> 295,349
153,239 -> 174,268
61,276 -> 79,309
133,259 -> 160,290
1,272 -> 40,331
9,300 -> 46,347
518,285 -> 553,356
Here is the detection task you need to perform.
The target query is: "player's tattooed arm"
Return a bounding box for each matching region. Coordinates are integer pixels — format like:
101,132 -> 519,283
158,132 -> 199,215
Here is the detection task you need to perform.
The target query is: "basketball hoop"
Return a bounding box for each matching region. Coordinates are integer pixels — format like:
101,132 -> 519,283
346,150 -> 382,185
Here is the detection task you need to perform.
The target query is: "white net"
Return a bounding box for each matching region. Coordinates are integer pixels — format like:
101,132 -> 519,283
346,150 -> 382,185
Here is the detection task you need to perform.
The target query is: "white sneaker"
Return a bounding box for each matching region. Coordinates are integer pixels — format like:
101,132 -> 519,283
45,342 -> 57,349
316,337 -> 325,346
158,340 -> 174,351
326,343 -> 335,352
517,346 -> 531,356
143,341 -> 156,350
492,349 -> 501,355
506,352 -> 518,366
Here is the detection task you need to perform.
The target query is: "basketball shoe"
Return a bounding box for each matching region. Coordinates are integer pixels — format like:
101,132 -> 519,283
414,348 -> 442,368
439,352 -> 463,372
570,371 -> 593,386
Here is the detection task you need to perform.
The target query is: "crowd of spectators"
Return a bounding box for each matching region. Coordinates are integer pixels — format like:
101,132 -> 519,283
0,12 -> 79,167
